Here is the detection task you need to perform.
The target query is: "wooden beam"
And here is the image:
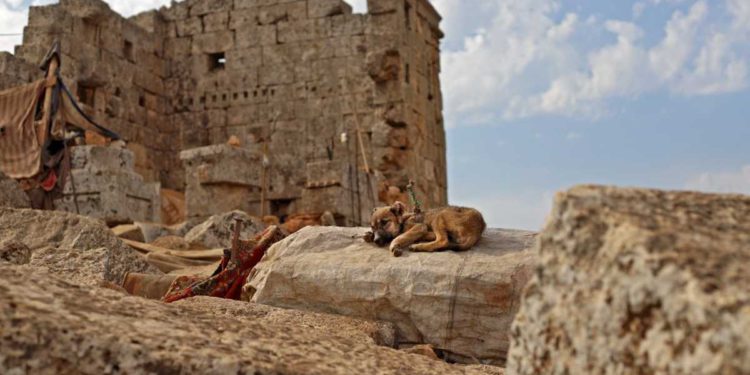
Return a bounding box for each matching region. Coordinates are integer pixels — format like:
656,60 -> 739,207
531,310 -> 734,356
121,238 -> 224,260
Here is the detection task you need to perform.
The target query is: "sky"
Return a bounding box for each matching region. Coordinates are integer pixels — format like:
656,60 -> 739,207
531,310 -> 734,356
1,0 -> 748,230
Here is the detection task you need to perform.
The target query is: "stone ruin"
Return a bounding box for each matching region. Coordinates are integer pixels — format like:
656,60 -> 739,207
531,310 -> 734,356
0,0 -> 447,225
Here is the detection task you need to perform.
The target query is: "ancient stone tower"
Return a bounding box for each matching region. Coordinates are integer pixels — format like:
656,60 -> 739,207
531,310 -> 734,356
0,0 -> 446,225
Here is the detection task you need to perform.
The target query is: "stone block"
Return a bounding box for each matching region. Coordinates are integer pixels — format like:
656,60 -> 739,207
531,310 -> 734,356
203,11 -> 229,32
366,0 -> 400,15
331,14 -> 366,36
180,144 -> 261,187
0,172 -> 31,209
226,47 -> 262,69
0,208 -> 158,284
259,63 -> 295,85
69,145 -> 135,172
176,16 -> 203,36
189,0 -> 232,17
308,0 -> 353,19
228,8 -> 258,29
184,210 -> 266,248
277,18 -> 330,43
56,169 -> 161,225
298,185 -> 355,214
508,185 -> 750,375
305,160 -> 350,189
235,25 -> 277,48
192,31 -> 235,54
256,1 -> 307,25
245,226 -> 538,365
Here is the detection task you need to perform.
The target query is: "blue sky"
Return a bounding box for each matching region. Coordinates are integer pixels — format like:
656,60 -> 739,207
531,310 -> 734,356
2,0 -> 749,230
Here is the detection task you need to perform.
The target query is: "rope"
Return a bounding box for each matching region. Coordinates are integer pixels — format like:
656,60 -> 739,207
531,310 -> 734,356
407,180 -> 422,213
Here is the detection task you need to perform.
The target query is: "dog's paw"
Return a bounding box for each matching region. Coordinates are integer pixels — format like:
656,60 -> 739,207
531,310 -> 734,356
390,245 -> 404,257
363,231 -> 375,243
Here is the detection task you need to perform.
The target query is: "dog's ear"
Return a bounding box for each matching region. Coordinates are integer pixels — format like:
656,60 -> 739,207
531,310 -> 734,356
391,201 -> 406,216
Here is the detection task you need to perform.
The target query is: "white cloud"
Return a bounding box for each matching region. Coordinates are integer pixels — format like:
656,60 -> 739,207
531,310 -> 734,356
685,166 -> 750,195
728,0 -> 750,33
344,0 -> 367,13
440,0 -> 749,125
439,0 -> 582,125
453,190 -> 555,231
649,1 -> 707,81
565,132 -> 582,140
677,32 -> 748,94
0,1 -> 26,54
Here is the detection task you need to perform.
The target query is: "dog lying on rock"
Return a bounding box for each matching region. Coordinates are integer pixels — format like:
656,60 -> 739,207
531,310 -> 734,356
366,202 -> 486,257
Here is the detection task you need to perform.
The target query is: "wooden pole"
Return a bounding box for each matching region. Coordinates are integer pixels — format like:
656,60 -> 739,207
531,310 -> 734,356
39,57 -> 59,145
231,218 -> 243,261
351,97 -> 371,174
260,112 -> 279,218
260,142 -> 269,217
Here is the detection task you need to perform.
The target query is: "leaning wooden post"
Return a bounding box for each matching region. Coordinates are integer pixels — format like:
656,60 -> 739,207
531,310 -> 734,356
231,218 -> 243,261
39,45 -> 60,145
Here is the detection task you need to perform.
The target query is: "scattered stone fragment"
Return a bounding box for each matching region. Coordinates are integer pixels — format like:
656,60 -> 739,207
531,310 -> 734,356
151,235 -> 192,250
0,240 -> 31,265
111,223 -> 146,242
0,171 -> 30,208
402,344 -> 440,361
0,207 -> 159,284
29,246 -> 108,287
185,210 -> 266,249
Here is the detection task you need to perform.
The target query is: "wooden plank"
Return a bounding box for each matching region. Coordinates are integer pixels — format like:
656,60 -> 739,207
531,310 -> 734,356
145,254 -> 214,274
121,238 -> 224,260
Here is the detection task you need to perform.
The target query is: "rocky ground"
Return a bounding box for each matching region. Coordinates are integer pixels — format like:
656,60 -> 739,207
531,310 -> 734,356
1,176 -> 749,374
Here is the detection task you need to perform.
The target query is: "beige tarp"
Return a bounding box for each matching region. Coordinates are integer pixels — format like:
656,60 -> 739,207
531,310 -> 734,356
0,79 -> 46,179
0,76 -> 116,180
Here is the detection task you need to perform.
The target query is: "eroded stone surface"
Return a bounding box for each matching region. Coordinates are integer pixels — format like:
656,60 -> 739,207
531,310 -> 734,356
0,240 -> 31,265
0,265 -> 498,375
246,226 -> 538,365
507,185 -> 750,375
0,171 -> 30,208
185,210 -> 266,248
0,208 -> 159,284
54,145 -> 161,224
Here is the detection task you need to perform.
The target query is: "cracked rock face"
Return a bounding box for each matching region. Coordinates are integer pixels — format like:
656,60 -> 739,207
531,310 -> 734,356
0,265 -> 500,375
185,210 -> 267,249
0,208 -> 159,284
0,172 -> 30,208
0,240 -> 31,265
246,226 -> 538,365
507,185 -> 750,375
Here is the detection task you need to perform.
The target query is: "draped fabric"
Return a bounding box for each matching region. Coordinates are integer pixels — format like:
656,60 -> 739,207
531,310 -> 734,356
0,80 -> 46,179
162,226 -> 285,303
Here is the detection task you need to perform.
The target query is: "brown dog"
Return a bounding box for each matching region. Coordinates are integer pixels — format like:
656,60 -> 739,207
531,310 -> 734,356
368,202 -> 486,257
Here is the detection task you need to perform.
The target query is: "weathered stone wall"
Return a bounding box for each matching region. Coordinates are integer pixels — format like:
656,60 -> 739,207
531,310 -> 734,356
3,0 -> 446,226
15,0 -> 174,186
0,52 -> 37,90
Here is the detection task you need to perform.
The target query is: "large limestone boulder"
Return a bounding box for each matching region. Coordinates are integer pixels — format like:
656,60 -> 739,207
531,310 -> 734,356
0,208 -> 159,284
0,171 -> 30,208
508,185 -> 750,375
0,265 -> 499,375
185,210 -> 266,248
245,226 -> 538,365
